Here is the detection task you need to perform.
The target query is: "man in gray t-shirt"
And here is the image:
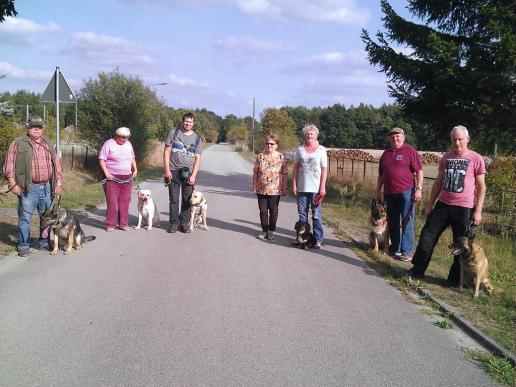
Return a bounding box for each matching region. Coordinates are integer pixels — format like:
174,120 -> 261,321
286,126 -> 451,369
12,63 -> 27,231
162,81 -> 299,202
163,112 -> 203,233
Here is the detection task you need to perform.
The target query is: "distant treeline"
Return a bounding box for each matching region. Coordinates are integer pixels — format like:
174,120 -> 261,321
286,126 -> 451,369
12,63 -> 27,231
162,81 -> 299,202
0,89 -> 502,155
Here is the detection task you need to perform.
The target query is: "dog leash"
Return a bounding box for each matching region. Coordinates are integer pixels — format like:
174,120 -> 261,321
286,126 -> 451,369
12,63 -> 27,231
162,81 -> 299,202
399,199 -> 415,229
100,176 -> 135,185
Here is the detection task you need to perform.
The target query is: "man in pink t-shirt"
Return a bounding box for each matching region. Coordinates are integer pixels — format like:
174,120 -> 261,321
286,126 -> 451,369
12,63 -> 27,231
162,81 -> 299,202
408,125 -> 486,284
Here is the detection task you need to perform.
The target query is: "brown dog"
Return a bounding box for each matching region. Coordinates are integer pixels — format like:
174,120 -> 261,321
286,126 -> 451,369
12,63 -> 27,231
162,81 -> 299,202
449,236 -> 493,298
369,198 -> 389,253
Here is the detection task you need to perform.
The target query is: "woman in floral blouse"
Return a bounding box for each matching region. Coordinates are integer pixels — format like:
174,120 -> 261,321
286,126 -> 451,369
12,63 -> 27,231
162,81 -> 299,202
252,134 -> 288,240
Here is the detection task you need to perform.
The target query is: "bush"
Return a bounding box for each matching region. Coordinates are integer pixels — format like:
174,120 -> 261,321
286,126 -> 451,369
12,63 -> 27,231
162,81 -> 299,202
485,156 -> 515,236
0,116 -> 21,181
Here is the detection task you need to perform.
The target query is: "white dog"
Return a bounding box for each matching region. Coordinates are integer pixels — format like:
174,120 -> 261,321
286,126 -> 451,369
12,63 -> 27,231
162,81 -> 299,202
188,190 -> 208,232
135,189 -> 160,231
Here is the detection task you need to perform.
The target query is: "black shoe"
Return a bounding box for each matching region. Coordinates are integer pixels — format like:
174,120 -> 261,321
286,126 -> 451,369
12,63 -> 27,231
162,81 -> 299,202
35,244 -> 49,251
167,225 -> 178,233
406,268 -> 425,279
180,226 -> 191,233
18,249 -> 31,257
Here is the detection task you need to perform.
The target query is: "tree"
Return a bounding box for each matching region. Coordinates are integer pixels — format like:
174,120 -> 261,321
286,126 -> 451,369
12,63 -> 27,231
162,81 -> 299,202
362,0 -> 516,153
0,115 -> 20,176
226,121 -> 249,145
0,0 -> 17,22
258,108 -> 298,151
219,114 -> 238,143
319,104 -> 357,148
78,71 -> 164,162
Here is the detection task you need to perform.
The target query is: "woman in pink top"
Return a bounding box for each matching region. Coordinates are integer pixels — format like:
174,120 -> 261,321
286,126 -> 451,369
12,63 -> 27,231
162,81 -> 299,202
98,127 -> 138,231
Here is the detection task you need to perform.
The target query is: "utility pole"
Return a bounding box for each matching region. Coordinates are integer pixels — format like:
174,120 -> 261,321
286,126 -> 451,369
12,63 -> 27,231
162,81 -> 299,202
252,97 -> 256,153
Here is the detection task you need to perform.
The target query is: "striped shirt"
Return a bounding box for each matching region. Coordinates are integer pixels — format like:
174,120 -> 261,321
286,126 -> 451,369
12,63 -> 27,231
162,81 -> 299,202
3,137 -> 62,183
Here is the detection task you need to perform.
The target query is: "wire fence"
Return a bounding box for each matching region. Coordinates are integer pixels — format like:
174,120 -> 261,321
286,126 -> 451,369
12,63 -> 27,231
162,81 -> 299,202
327,155 -> 515,236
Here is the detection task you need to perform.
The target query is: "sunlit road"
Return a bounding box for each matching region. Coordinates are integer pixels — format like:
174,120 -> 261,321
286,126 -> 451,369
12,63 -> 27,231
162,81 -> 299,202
0,144 -> 494,386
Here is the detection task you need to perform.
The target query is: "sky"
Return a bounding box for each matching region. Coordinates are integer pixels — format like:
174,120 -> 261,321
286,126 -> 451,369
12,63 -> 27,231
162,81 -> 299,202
0,0 -> 410,118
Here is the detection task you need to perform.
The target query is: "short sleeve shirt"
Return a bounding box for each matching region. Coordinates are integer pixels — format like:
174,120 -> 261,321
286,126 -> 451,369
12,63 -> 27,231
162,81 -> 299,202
164,128 -> 204,171
253,152 -> 287,195
379,144 -> 422,194
294,145 -> 328,193
438,150 -> 485,208
98,138 -> 135,175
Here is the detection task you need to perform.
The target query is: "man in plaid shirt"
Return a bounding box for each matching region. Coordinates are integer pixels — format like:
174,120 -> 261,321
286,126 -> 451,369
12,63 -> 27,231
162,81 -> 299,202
3,117 -> 62,257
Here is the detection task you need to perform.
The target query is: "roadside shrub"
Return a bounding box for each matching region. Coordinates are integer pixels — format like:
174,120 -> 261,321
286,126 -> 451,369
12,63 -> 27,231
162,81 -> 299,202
0,116 -> 21,182
485,156 -> 515,236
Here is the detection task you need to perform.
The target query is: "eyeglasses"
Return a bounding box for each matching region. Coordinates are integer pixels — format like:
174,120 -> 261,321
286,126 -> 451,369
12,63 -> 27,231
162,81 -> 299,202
29,126 -> 43,130
266,143 -> 276,146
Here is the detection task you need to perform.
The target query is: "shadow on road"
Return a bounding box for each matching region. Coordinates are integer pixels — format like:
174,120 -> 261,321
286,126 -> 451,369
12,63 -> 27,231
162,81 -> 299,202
206,216 -> 377,274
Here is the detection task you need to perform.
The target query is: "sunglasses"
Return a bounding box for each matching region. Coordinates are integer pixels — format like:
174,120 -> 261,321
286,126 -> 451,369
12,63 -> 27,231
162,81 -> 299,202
266,143 -> 276,146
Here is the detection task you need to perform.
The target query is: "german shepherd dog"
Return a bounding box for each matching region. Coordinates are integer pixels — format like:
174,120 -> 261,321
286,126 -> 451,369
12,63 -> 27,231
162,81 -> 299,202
449,236 -> 493,298
293,220 -> 317,250
42,205 -> 96,255
369,198 -> 389,253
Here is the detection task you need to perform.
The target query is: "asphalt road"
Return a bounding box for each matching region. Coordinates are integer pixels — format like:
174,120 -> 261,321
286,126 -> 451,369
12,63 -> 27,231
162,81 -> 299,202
0,144 -> 495,386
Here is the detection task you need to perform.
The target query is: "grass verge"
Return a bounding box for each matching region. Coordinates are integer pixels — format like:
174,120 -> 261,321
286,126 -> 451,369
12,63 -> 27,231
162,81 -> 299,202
321,175 -> 515,355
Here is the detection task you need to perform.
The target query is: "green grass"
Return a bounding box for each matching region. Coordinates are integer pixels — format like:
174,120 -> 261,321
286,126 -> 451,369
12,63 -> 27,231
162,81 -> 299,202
433,319 -> 454,329
466,350 -> 515,386
321,176 -> 515,354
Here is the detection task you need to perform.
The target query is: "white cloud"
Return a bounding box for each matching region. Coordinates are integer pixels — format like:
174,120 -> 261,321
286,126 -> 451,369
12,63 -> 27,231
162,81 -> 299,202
120,0 -> 370,24
158,73 -> 249,116
60,32 -> 155,69
0,17 -> 61,46
0,61 -> 52,80
215,36 -> 292,55
235,0 -> 370,25
285,51 -> 369,75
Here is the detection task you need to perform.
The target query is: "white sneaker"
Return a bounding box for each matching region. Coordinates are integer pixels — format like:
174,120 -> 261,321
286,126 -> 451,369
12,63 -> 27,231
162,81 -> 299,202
267,231 -> 275,240
256,232 -> 267,240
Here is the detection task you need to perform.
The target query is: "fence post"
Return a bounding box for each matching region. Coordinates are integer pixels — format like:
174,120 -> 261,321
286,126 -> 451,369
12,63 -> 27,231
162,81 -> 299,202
351,159 -> 354,178
71,146 -> 74,170
85,146 -> 88,168
363,160 -> 366,183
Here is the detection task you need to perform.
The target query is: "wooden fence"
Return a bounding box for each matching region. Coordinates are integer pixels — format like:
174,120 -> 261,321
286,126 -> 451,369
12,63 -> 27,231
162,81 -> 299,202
60,144 -> 98,171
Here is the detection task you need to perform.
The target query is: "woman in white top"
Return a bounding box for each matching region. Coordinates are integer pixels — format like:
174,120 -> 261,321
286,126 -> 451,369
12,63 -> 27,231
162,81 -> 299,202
291,124 -> 328,248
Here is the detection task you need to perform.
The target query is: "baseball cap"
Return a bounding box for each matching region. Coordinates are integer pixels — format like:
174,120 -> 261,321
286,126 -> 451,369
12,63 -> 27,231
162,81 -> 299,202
27,116 -> 45,127
389,127 -> 404,135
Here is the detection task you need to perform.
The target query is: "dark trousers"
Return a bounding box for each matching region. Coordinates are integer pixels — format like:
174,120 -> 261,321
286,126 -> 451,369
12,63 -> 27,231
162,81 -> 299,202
168,173 -> 194,229
257,194 -> 281,232
411,201 -> 471,283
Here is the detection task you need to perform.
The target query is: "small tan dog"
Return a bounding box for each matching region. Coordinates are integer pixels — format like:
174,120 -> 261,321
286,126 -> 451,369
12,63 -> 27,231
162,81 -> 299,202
135,189 -> 160,231
369,198 -> 389,253
449,236 -> 493,298
188,190 -> 208,232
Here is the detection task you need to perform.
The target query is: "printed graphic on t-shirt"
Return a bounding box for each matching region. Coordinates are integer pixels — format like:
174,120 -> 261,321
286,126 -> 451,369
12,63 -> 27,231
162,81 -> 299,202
171,138 -> 196,158
444,158 -> 470,193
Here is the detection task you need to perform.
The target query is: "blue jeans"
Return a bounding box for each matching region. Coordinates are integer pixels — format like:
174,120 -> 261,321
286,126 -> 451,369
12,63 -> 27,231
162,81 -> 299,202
297,192 -> 323,244
384,188 -> 415,256
17,183 -> 52,251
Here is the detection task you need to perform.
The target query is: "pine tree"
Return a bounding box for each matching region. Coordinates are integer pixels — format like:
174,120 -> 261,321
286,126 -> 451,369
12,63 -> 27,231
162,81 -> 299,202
361,0 -> 516,153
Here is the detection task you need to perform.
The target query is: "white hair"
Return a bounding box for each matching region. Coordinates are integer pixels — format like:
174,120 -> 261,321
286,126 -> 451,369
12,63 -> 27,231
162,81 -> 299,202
451,125 -> 469,140
302,124 -> 319,138
115,127 -> 131,137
